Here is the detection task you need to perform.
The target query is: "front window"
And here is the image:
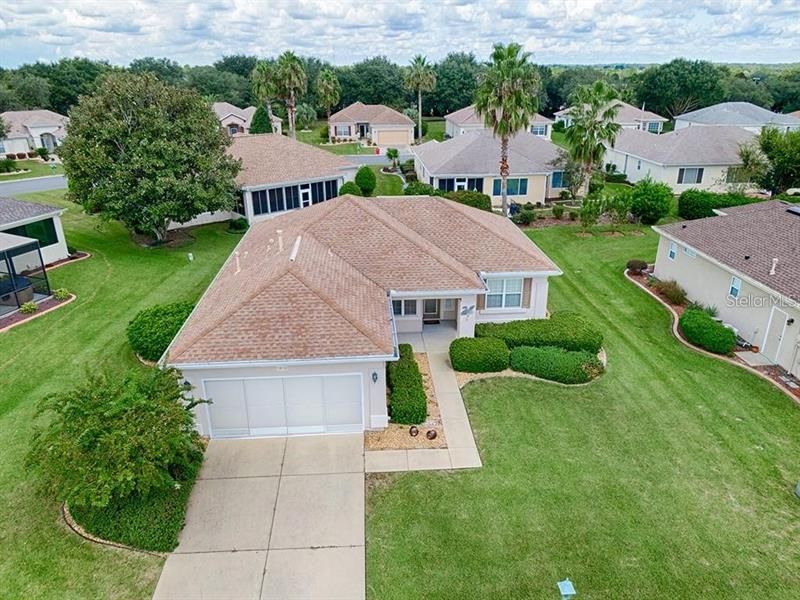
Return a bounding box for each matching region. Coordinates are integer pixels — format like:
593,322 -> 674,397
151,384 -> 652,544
492,178 -> 528,196
392,299 -> 417,316
678,167 -> 704,185
485,278 -> 523,309
551,171 -> 565,188
455,177 -> 467,191
729,276 -> 741,298
335,125 -> 350,137
668,241 -> 677,260
530,124 -> 547,136
647,122 -> 660,133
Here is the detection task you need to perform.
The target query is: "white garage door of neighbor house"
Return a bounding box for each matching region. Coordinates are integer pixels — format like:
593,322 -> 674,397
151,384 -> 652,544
204,374 -> 363,438
376,130 -> 410,145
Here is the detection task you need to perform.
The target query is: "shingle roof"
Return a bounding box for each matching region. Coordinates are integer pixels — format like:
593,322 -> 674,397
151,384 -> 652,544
609,126 -> 755,166
168,195 -> 559,365
555,100 -> 666,124
656,201 -> 800,303
0,110 -> 68,139
675,102 -> 800,127
445,104 -> 553,127
413,130 -> 561,176
329,102 -> 413,126
0,196 -> 62,228
228,134 -> 355,188
212,102 -> 280,127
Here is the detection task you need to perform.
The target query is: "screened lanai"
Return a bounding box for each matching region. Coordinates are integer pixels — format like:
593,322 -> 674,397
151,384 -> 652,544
0,232 -> 51,318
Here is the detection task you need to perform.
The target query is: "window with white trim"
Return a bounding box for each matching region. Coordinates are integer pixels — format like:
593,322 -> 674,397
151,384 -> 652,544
485,278 -> 523,309
678,167 -> 704,184
637,160 -> 642,170
392,299 -> 418,316
647,121 -> 660,133
530,124 -> 548,136
729,276 -> 741,298
455,177 -> 468,191
668,241 -> 677,260
335,125 -> 350,137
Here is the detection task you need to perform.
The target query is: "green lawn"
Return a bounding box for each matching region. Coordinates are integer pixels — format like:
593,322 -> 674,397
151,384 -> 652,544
422,118 -> 445,142
551,130 -> 568,149
0,191 -> 239,599
1,159 -> 64,180
367,225 -> 800,598
297,120 -> 376,155
371,165 -> 403,196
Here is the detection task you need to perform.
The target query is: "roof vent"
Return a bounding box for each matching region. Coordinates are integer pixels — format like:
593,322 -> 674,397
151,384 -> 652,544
289,236 -> 302,262
787,206 -> 800,217
770,257 -> 778,275
744,255 -> 750,260
277,229 -> 283,252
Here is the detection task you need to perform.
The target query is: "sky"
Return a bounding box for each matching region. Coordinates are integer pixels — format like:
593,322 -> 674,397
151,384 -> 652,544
1,0 -> 799,68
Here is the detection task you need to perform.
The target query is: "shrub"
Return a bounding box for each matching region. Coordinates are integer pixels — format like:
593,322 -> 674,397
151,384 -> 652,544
580,195 -> 602,229
386,343 -> 427,424
588,173 -> 605,195
5,154 -> 15,160
476,312 -> 603,353
605,172 -> 629,184
340,181 -> 363,196
630,177 -> 673,225
568,209 -> 579,221
19,301 -> 38,314
677,189 -> 759,220
509,346 -> 604,384
552,205 -> 564,219
0,158 -> 15,173
355,165 -> 377,196
652,279 -> 687,305
319,124 -> 329,140
449,337 -> 509,373
404,180 -> 444,196
404,171 -> 417,183
27,151 -> 38,158
67,244 -> 77,255
559,189 -> 572,201
227,217 -> 248,232
27,367 -> 204,509
400,159 -> 415,174
52,288 -> 71,301
16,152 -> 27,159
36,147 -> 49,160
679,308 -> 736,354
552,120 -> 566,133
626,259 -> 648,274
444,190 -> 492,211
687,301 -> 719,318
512,209 -> 535,225
126,301 -> 194,361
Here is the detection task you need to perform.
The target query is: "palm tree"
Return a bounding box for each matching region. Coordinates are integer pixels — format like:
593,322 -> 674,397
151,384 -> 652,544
276,51 -> 307,139
251,61 -> 278,133
316,69 -> 341,121
404,55 -> 436,143
564,80 -> 622,195
474,43 -> 541,217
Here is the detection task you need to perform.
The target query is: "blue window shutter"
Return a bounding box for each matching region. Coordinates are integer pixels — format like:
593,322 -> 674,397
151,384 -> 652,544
493,179 -> 501,195
552,171 -> 563,188
677,169 -> 684,184
697,168 -> 704,183
520,178 -> 528,195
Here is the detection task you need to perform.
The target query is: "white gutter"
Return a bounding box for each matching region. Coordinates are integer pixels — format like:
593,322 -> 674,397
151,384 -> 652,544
479,269 -> 563,278
240,173 -> 349,192
171,352 -> 398,371
1,209 -> 65,231
389,287 -> 487,298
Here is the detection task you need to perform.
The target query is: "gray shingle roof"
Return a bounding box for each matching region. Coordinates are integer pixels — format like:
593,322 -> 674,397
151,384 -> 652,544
608,126 -> 755,166
445,104 -> 552,127
0,196 -> 62,228
555,100 -> 666,124
675,102 -> 800,127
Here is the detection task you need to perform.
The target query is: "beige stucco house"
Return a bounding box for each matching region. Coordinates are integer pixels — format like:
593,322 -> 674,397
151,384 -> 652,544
212,102 -> 282,136
653,201 -> 800,376
1,109 -> 68,156
555,100 -> 667,133
674,102 -> 800,134
328,102 -> 414,147
444,104 -> 554,140
413,130 -> 566,207
604,126 -> 756,193
164,195 -> 560,439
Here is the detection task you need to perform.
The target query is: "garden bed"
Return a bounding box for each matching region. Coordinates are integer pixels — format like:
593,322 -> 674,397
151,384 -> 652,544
365,352 -> 447,450
0,294 -> 75,333
45,251 -> 91,270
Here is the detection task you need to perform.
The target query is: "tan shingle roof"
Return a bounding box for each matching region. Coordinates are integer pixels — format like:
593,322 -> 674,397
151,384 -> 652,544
329,102 -> 413,126
228,134 -> 355,188
655,201 -> 800,303
609,126 -> 755,166
555,100 -> 666,124
168,195 -> 559,365
212,102 -> 280,128
445,104 -> 552,127
1,109 -> 68,139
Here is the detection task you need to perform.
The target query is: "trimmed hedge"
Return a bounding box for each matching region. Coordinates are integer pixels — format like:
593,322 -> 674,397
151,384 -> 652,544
509,346 -> 604,384
677,189 -> 761,220
475,312 -> 603,354
126,301 -> 194,361
678,308 -> 737,354
340,181 -> 362,196
444,190 -> 492,212
449,337 -> 509,373
386,343 -> 427,424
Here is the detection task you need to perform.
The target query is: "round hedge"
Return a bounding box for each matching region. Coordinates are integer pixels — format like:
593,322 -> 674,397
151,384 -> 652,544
449,337 -> 509,373
340,181 -> 362,196
126,301 -> 194,361
509,346 -> 604,384
678,308 -> 736,354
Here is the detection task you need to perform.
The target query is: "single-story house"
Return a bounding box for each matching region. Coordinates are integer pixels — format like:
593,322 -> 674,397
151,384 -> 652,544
674,102 -> 800,133
165,194 -> 561,439
1,109 -> 69,156
328,101 -> 414,147
212,102 -> 282,136
555,100 -> 667,133
444,104 -> 554,140
604,126 -> 756,192
0,196 -> 69,265
653,201 -> 800,375
413,130 -> 566,207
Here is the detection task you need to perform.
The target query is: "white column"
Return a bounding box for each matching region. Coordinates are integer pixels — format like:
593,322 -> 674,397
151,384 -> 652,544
532,278 -> 550,318
244,190 -> 254,223
457,294 -> 477,337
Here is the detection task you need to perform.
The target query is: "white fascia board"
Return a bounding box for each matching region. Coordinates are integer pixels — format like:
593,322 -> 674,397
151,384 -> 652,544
479,270 -> 563,278
389,288 -> 486,298
168,352 -> 398,371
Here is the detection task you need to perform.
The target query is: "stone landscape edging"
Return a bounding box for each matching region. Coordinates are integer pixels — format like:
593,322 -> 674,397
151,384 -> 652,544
61,503 -> 167,558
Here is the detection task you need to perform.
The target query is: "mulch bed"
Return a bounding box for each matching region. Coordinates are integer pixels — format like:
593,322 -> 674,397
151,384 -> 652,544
364,352 -> 447,450
628,269 -> 687,318
753,365 -> 800,399
46,251 -> 90,270
0,295 -> 74,332
131,229 -> 195,248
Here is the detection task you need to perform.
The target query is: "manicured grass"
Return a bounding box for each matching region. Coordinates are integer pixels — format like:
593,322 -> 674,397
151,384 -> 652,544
367,225 -> 800,598
0,159 -> 64,180
0,191 -> 239,599
371,165 -> 403,195
297,120 -> 375,155
551,130 -> 568,149
421,118 -> 445,142
604,181 -> 632,195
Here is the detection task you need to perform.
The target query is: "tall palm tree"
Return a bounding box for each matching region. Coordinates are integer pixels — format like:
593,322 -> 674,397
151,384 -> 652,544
316,68 -> 341,121
564,80 -> 622,195
404,55 -> 436,143
474,43 -> 541,217
251,61 -> 278,133
276,51 -> 307,139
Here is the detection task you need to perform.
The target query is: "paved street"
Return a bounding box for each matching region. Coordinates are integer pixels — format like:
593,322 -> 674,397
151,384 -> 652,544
0,175 -> 67,196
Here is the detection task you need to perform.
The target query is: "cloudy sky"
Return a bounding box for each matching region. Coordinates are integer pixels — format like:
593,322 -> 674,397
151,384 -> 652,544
1,0 -> 798,68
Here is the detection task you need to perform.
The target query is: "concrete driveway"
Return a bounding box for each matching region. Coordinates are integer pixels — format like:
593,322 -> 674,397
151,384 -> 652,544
153,434 -> 365,600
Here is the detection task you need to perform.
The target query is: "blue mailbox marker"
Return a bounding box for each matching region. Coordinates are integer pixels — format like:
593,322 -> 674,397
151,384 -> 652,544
557,578 -> 576,599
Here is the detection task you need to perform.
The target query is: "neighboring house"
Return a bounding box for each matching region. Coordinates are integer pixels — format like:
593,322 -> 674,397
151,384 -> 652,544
165,194 -> 561,439
555,100 -> 667,133
444,104 -> 554,140
674,102 -> 800,133
789,110 -> 800,119
413,130 -> 566,207
0,110 -> 69,156
328,101 -> 414,146
212,102 -> 282,136
653,201 -> 800,376
604,126 -> 756,192
0,196 -> 69,265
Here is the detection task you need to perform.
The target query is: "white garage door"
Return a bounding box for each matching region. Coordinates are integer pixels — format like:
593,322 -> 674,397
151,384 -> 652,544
203,374 -> 363,438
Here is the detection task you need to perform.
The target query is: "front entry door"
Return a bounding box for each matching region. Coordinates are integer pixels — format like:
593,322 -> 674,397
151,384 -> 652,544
300,185 -> 312,207
358,123 -> 369,138
423,299 -> 440,323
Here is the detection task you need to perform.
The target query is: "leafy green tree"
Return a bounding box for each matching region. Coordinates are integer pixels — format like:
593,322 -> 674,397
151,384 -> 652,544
355,165 -> 377,196
27,366 -> 204,509
579,194 -> 603,230
739,128 -> 800,194
129,57 -> 184,85
336,57 -> 406,107
633,59 -> 725,117
0,73 -> 51,110
214,54 -> 258,78
0,115 -> 7,138
404,55 -> 436,142
184,66 -> 250,105
548,150 -> 583,200
429,52 -> 485,115
297,56 -> 332,110
60,73 -> 240,242
564,80 -> 622,195
767,68 -> 800,112
295,103 -> 317,130
340,181 -> 362,196
251,60 -> 279,131
276,51 -> 307,139
18,58 -> 112,114
722,70 -> 774,108
629,177 -> 673,225
249,104 -> 273,134
545,66 -> 607,113
604,188 -> 633,230
316,68 -> 341,119
474,43 -> 541,217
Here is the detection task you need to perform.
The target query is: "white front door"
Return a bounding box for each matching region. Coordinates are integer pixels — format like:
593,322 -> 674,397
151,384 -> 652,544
423,299 -> 440,322
762,306 -> 789,363
300,186 -> 312,207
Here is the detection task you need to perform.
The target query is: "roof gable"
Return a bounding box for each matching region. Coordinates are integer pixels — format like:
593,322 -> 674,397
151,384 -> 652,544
329,102 -> 413,126
609,126 -> 755,166
676,102 -> 800,126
